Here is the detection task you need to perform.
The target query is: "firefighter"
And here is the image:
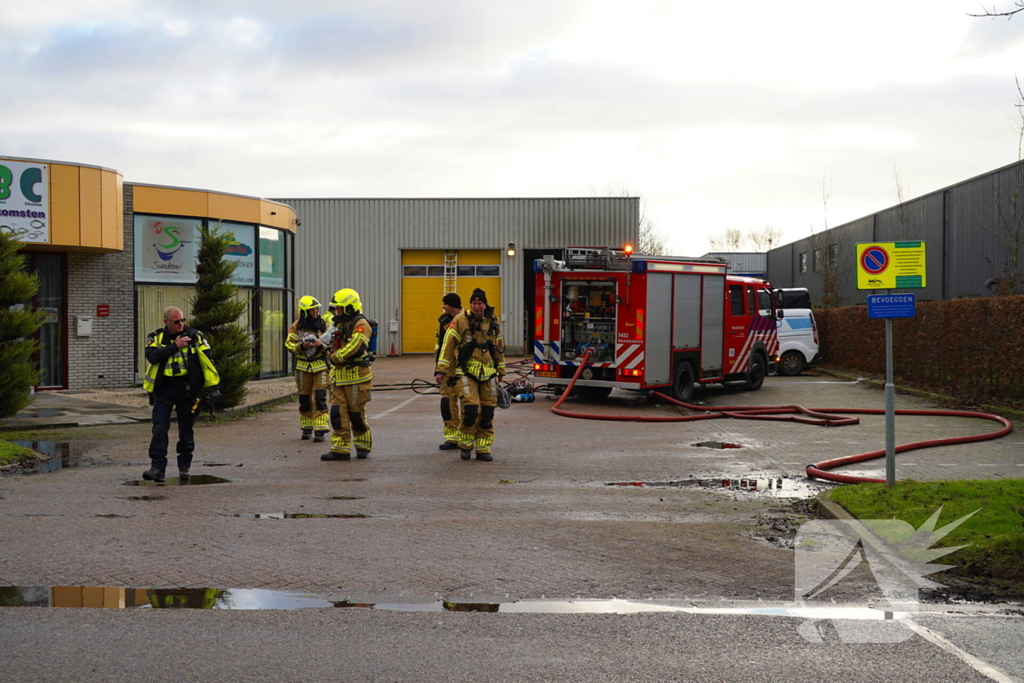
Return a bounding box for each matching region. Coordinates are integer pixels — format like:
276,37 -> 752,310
321,288 -> 374,461
285,295 -> 330,442
434,288 -> 505,461
142,306 -> 220,483
436,292 -> 463,450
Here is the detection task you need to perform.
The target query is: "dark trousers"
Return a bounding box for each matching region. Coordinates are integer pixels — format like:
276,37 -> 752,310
148,382 -> 196,471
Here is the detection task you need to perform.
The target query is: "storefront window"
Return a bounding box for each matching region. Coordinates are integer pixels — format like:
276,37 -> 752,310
260,226 -> 286,288
259,289 -> 287,376
134,216 -> 201,284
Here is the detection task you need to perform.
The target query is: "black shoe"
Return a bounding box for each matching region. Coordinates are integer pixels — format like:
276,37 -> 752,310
301,430 -> 312,440
178,468 -> 191,481
321,452 -> 351,461
356,450 -> 369,459
459,449 -> 472,460
142,468 -> 166,482
439,442 -> 459,450
475,452 -> 493,462
313,432 -> 327,443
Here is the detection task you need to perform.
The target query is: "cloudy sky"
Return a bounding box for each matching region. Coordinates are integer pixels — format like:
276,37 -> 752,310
4,0 -> 1024,253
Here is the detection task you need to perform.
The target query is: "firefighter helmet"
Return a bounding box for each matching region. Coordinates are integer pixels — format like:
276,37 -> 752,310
298,295 -> 321,315
330,288 -> 363,315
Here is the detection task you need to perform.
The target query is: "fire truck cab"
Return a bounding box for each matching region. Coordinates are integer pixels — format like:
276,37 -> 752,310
533,247 -> 780,401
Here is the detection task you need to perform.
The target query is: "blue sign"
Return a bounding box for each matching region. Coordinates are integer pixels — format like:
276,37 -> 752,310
867,294 -> 916,319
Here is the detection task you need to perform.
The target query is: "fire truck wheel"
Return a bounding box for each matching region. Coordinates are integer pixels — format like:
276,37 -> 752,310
672,361 -> 695,402
744,353 -> 766,391
778,351 -> 806,376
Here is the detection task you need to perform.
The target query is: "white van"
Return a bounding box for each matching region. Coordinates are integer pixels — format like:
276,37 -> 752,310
773,288 -> 820,376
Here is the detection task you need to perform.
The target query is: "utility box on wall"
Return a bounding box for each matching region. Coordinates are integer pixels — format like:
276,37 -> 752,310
76,316 -> 93,337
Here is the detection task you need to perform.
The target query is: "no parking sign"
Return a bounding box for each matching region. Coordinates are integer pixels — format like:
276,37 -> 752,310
856,242 -> 926,290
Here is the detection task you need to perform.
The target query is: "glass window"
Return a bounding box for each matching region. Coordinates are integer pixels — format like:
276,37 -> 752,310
757,289 -> 772,316
476,265 -> 500,276
728,285 -> 745,316
403,266 -> 427,276
259,289 -> 287,377
134,215 -> 201,284
219,222 -> 257,287
34,253 -> 64,388
259,226 -> 286,288
813,249 -> 822,272
828,244 -> 838,268
427,266 -> 445,277
748,287 -> 757,317
457,265 -> 475,276
799,253 -> 807,274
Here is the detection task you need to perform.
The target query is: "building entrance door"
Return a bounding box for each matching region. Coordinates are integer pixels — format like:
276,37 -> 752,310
28,253 -> 66,389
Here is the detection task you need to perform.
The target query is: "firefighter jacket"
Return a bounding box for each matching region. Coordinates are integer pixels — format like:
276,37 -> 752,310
434,311 -> 456,363
143,326 -> 219,398
286,315 -> 329,373
436,309 -> 506,382
328,314 -> 374,386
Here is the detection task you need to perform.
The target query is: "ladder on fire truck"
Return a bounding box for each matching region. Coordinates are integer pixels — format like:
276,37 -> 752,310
443,251 -> 458,294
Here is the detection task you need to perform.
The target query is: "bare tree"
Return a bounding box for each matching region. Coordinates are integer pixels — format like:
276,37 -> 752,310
707,228 -> 744,252
747,225 -> 783,251
891,166 -> 923,242
593,184 -> 671,255
807,176 -> 852,307
968,2 -> 1024,18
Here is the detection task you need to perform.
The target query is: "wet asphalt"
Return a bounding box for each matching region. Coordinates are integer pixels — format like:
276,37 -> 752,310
1,356 -> 1022,682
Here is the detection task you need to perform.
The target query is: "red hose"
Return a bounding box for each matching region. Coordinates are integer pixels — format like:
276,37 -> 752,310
549,352 -> 1014,484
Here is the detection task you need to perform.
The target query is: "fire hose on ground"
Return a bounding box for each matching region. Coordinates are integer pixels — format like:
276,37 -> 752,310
550,350 -> 1013,485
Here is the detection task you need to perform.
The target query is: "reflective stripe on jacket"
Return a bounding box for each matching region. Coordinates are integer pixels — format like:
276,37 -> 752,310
143,327 -> 218,396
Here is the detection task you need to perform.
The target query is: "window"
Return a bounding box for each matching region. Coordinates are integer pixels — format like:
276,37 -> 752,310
799,252 -> 808,274
259,289 -> 287,377
403,266 -> 427,276
476,265 -> 500,276
757,289 -> 772,316
813,249 -> 822,272
729,285 -> 745,316
748,287 -> 758,317
828,244 -> 838,268
427,266 -> 445,277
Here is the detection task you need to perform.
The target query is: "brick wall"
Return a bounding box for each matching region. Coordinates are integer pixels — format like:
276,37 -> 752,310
65,185 -> 136,389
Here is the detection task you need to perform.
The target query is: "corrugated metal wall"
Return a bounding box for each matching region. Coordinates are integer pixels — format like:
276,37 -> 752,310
275,197 -> 639,354
767,158 -> 1024,303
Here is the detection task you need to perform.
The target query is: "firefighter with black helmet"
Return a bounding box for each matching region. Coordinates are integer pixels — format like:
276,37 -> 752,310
434,288 -> 505,461
436,292 -> 463,450
285,295 -> 330,442
322,288 -> 374,461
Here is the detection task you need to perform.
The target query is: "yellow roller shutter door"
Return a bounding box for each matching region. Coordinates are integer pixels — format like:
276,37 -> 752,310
401,249 -> 501,354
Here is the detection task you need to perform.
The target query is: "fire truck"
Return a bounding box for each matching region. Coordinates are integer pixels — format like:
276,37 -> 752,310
532,247 -> 780,401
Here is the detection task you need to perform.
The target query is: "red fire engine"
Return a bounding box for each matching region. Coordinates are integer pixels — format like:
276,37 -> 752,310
532,247 -> 780,401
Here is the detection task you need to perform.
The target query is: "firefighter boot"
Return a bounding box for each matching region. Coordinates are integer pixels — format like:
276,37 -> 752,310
313,431 -> 328,443
142,467 -> 166,483
301,429 -> 313,441
475,452 -> 493,462
459,449 -> 472,461
321,451 -> 351,461
439,442 -> 459,450
356,449 -> 369,459
178,467 -> 191,481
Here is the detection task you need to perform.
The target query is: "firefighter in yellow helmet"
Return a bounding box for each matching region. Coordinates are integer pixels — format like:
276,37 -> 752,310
434,288 -> 505,461
321,288 -> 375,461
285,295 -> 330,442
435,292 -> 463,450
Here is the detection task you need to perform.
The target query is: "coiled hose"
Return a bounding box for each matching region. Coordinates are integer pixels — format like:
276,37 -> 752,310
550,351 -> 1013,484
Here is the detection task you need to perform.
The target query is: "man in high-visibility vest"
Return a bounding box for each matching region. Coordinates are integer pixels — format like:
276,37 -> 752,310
142,306 -> 220,483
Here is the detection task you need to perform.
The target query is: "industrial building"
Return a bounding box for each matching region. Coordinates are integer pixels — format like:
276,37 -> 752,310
767,158 -> 1024,304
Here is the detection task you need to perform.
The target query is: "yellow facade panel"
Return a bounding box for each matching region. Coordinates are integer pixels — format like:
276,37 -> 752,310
402,274 -> 444,353
459,249 -> 501,265
49,164 -> 81,247
260,201 -> 296,232
209,193 -> 260,225
100,170 -> 123,250
78,167 -> 103,248
133,186 -> 209,216
455,277 -> 502,318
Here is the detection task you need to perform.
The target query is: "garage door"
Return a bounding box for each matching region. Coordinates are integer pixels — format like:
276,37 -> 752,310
401,249 -> 502,354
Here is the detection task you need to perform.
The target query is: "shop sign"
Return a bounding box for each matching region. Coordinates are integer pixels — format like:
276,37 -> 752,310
0,159 -> 49,244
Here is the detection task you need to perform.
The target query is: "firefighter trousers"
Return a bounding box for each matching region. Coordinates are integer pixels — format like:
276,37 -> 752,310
456,374 -> 497,453
330,381 -> 372,455
295,369 -> 330,433
439,380 -> 463,445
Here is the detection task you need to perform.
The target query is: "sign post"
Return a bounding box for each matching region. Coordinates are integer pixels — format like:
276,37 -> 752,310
857,242 -> 927,486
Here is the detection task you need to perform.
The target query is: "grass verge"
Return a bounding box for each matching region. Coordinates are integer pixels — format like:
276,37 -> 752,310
829,480 -> 1024,598
0,440 -> 39,467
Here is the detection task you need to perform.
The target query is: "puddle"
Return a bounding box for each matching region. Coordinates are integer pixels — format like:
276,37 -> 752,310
10,441 -> 88,473
123,475 -> 231,487
317,496 -> 364,500
200,462 -> 233,467
235,512 -> 368,519
0,585 -> 978,623
693,441 -> 743,449
607,477 -> 829,498
124,495 -> 167,501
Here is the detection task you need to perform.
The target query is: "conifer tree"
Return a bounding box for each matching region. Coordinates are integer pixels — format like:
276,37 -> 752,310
189,224 -> 259,410
0,231 -> 44,420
